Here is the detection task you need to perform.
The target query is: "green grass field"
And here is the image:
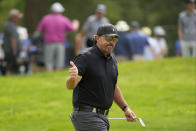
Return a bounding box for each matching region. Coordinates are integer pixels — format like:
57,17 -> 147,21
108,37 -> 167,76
0,58 -> 195,131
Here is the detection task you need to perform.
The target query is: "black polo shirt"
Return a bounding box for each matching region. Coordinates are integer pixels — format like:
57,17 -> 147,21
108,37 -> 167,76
72,45 -> 118,109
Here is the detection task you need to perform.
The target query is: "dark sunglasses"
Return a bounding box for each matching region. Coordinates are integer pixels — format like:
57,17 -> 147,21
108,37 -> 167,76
104,35 -> 119,43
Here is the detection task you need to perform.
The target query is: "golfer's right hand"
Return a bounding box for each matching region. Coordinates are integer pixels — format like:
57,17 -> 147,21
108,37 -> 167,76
69,61 -> 78,79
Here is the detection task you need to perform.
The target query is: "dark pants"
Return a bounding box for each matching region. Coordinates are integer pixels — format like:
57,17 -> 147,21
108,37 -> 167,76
70,111 -> 110,131
0,60 -> 6,75
5,52 -> 19,74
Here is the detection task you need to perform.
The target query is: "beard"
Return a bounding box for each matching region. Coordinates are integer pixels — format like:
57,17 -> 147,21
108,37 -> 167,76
104,43 -> 115,54
97,41 -> 115,56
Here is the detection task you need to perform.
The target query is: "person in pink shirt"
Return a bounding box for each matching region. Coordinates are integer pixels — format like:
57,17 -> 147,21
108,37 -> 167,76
37,2 -> 78,71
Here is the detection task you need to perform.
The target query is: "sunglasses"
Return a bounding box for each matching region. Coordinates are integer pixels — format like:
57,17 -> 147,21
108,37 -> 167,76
104,35 -> 119,43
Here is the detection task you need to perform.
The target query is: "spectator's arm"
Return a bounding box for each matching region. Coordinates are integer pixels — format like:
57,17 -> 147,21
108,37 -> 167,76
10,37 -> 17,56
74,33 -> 83,55
74,31 -> 85,55
161,42 -> 168,57
149,45 -> 160,59
178,27 -> 183,40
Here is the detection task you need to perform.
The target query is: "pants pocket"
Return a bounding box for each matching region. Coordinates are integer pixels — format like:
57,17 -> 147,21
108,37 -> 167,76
70,112 -> 79,131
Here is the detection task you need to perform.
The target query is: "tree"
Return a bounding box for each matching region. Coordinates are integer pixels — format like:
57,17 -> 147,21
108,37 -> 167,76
0,0 -> 186,56
24,0 -> 48,35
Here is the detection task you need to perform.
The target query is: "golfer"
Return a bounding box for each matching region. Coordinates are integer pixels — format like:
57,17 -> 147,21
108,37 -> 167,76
66,24 -> 136,131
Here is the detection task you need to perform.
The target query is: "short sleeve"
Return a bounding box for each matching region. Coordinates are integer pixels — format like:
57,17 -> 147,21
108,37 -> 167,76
145,36 -> 149,46
73,54 -> 87,76
178,12 -> 184,28
64,17 -> 74,31
112,55 -> 118,84
6,24 -> 18,38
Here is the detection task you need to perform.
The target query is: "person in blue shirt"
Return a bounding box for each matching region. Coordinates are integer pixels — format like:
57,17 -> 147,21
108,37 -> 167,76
126,21 -> 157,60
114,20 -> 132,61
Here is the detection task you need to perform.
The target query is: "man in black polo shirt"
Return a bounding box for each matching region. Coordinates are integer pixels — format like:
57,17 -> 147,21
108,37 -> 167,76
66,24 -> 136,131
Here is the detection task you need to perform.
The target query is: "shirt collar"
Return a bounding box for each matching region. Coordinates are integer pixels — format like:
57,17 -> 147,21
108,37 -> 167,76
51,13 -> 62,16
8,19 -> 16,25
186,10 -> 196,16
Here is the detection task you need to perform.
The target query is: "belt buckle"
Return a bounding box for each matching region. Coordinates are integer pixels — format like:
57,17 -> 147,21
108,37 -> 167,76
92,107 -> 108,116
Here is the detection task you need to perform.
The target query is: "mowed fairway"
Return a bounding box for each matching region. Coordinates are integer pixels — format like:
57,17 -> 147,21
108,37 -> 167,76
0,58 -> 195,131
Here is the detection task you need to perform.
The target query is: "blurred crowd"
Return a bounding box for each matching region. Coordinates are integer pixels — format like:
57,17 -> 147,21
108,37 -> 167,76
0,0 -> 195,76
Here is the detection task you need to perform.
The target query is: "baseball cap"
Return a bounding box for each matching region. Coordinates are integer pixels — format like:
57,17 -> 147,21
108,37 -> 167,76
115,20 -> 130,32
186,0 -> 195,3
130,21 -> 140,28
51,2 -> 65,13
96,4 -> 106,13
97,24 -> 119,37
9,9 -> 23,18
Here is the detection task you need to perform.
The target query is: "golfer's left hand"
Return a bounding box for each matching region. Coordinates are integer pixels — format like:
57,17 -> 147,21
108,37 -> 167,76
124,107 -> 137,122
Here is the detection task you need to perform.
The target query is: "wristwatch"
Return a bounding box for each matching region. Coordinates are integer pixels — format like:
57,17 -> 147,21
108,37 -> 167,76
121,105 -> 128,111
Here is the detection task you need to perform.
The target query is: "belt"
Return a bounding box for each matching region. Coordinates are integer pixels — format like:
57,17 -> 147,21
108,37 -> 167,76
73,105 -> 109,116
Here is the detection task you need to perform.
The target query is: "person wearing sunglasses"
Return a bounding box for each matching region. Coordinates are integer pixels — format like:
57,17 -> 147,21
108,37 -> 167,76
66,24 -> 137,131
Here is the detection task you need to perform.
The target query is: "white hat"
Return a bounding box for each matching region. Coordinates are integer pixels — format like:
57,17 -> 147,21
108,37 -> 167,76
115,20 -> 130,32
153,26 -> 165,36
96,4 -> 106,13
51,2 -> 65,13
9,9 -> 23,18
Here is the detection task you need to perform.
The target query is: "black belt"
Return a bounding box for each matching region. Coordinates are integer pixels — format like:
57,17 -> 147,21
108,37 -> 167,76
73,105 -> 109,116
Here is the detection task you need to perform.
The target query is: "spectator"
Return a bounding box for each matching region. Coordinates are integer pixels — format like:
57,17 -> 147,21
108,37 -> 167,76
153,26 -> 168,58
3,9 -> 23,75
31,31 -> 45,67
36,2 -> 78,72
114,20 -> 132,61
142,26 -> 158,60
126,21 -> 158,61
0,34 -> 6,75
0,34 -> 4,61
178,0 -> 196,57
65,20 -> 80,66
17,26 -> 37,74
76,4 -> 110,53
174,40 -> 181,56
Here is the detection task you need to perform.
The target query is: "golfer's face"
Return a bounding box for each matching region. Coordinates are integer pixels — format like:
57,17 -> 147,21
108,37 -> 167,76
97,35 -> 118,55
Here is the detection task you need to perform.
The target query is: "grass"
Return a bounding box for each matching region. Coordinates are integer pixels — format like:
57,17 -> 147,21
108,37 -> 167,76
0,57 -> 195,131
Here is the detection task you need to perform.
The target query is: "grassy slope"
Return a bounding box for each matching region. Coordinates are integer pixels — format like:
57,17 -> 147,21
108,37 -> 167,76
0,58 -> 195,131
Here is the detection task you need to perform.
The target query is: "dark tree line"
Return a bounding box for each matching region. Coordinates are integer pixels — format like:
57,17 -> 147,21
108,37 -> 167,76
0,0 -> 186,55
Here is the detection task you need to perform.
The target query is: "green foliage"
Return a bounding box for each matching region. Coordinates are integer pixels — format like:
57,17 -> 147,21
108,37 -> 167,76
0,0 -> 188,55
0,58 -> 195,131
0,0 -> 24,31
